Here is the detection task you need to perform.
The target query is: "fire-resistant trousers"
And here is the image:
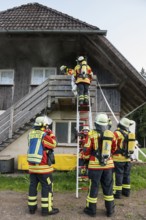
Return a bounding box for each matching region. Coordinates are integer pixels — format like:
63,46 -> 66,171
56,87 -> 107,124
28,173 -> 53,214
77,83 -> 89,102
114,161 -> 131,198
85,169 -> 115,214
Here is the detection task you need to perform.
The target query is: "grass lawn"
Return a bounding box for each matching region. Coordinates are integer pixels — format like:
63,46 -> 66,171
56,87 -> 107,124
0,163 -> 146,192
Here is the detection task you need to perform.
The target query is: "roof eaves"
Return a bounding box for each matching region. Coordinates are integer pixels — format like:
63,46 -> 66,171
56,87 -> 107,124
0,29 -> 107,35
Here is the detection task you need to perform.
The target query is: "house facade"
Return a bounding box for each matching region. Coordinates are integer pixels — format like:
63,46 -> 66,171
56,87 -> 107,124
0,3 -> 145,169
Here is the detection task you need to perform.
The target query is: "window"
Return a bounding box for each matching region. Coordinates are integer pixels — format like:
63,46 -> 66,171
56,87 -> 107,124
0,69 -> 14,85
31,67 -> 56,85
54,121 -> 77,145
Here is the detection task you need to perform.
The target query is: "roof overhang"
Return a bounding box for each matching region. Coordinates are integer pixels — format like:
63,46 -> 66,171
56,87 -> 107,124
0,29 -> 107,35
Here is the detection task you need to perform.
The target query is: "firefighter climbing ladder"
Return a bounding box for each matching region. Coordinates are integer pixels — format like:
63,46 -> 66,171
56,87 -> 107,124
76,93 -> 93,198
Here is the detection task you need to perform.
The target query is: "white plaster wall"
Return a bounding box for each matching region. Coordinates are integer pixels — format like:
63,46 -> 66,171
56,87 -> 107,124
0,130 -> 30,169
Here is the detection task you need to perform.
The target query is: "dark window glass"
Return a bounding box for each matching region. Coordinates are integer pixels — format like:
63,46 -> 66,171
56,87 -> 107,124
71,122 -> 77,143
56,122 -> 68,143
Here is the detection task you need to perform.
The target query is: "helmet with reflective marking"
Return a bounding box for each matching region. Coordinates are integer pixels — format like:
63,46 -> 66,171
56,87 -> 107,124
95,113 -> 108,126
119,117 -> 134,129
34,116 -> 52,127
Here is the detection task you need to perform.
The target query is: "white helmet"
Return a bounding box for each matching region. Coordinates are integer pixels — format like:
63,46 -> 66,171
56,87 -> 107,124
95,113 -> 108,126
77,56 -> 85,62
82,126 -> 89,131
119,117 -> 134,128
60,65 -> 67,71
34,116 -> 52,127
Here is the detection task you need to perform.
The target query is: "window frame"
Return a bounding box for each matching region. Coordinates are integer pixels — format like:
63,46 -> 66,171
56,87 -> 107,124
0,69 -> 14,85
53,120 -> 78,146
31,67 -> 57,85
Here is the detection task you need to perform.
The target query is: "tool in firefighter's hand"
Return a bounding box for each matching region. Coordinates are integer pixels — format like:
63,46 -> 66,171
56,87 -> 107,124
47,149 -> 55,166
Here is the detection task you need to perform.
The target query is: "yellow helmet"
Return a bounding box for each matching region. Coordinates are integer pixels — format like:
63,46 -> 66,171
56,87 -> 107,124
119,117 -> 134,128
34,116 -> 52,127
95,113 -> 108,126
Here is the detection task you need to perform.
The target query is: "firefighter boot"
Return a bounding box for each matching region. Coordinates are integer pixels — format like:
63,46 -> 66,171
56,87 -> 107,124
79,100 -> 84,105
105,201 -> 115,217
84,98 -> 89,105
114,190 -> 122,199
29,205 -> 37,215
122,188 -> 130,197
42,208 -> 59,216
84,203 -> 96,217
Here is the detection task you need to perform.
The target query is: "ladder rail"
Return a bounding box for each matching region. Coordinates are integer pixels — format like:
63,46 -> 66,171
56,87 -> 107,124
76,93 -> 92,198
76,95 -> 80,198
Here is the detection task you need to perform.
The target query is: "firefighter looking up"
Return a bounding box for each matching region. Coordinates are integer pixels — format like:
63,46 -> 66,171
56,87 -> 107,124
60,56 -> 93,105
80,113 -> 116,217
113,117 -> 136,199
27,116 -> 59,216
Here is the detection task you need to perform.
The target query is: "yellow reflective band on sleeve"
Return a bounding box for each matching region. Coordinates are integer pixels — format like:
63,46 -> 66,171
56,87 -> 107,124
104,195 -> 114,201
43,140 -> 56,148
122,184 -> 131,189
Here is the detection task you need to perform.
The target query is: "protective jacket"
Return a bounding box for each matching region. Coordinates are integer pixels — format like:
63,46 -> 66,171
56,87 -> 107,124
28,128 -> 57,174
65,61 -> 93,84
81,129 -> 116,170
112,128 -> 134,162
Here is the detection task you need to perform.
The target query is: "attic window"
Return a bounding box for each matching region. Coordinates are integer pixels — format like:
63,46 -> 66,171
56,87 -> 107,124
31,67 -> 56,85
0,69 -> 14,85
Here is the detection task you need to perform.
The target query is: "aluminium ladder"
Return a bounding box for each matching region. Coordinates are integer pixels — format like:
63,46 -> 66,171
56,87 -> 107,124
76,93 -> 93,198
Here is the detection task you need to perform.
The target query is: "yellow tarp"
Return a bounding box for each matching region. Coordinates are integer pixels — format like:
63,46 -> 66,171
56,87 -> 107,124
18,154 -> 77,171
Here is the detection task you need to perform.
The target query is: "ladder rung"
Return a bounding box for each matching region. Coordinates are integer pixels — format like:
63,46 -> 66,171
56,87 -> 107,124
80,118 -> 88,120
78,187 -> 89,190
79,110 -> 89,113
78,166 -> 87,168
78,176 -> 88,179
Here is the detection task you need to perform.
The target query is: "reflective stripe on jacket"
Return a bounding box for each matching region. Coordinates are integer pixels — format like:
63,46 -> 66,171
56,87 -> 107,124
81,130 -> 115,170
74,64 -> 93,84
28,128 -> 57,174
113,130 -> 130,162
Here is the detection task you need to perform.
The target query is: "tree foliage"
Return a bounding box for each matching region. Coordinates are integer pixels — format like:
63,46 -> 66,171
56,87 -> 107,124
129,103 -> 146,146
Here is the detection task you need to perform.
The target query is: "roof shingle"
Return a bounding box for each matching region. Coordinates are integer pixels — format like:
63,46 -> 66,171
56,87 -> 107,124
0,3 -> 100,32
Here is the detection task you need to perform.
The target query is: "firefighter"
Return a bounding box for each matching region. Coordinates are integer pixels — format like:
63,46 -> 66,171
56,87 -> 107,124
80,113 -> 116,217
60,56 -> 93,105
79,126 -> 90,178
27,116 -> 59,216
113,117 -> 136,199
